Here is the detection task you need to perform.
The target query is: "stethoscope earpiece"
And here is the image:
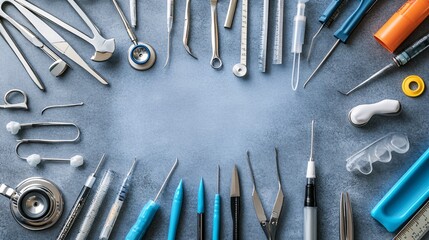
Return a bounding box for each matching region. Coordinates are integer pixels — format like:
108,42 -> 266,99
25,154 -> 84,167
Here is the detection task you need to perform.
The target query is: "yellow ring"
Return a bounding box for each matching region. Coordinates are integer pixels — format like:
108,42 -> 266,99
402,75 -> 425,97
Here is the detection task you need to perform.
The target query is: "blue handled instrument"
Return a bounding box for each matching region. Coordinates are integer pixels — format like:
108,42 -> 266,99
212,165 -> 221,240
307,0 -> 348,61
197,178 -> 205,240
167,179 -> 184,240
125,158 -> 178,240
304,0 -> 379,87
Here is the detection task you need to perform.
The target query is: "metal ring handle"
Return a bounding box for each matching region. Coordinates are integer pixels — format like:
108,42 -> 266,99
3,89 -> 28,109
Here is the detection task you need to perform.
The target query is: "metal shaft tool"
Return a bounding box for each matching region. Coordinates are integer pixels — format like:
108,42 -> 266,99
307,0 -> 348,61
183,0 -> 197,58
341,32 -> 429,95
273,0 -> 284,64
164,0 -> 174,67
258,0 -> 270,72
224,0 -> 237,28
304,121 -> 317,240
57,154 -> 106,240
304,0 -> 379,88
125,158 -> 178,240
130,0 -> 137,28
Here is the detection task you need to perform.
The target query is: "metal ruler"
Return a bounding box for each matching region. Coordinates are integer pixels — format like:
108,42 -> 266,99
232,0 -> 248,77
393,200 -> 429,240
273,0 -> 284,64
258,0 -> 270,72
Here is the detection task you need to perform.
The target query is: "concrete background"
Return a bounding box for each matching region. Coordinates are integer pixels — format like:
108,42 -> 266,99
0,0 -> 429,239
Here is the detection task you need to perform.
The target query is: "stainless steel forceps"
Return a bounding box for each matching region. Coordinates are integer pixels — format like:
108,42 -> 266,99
340,192 -> 354,240
0,89 -> 28,109
246,149 -> 284,240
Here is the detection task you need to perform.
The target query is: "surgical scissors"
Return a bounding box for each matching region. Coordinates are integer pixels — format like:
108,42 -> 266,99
246,149 -> 284,240
0,89 -> 28,110
210,0 -> 222,69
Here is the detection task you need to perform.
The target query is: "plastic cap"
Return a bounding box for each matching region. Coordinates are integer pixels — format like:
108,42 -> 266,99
402,75 -> 425,97
374,0 -> 429,53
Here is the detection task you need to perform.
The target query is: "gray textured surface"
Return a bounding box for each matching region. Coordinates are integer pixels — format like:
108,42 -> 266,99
0,0 -> 429,239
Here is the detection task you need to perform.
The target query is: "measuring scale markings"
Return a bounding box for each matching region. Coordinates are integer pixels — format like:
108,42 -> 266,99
273,0 -> 284,64
394,200 -> 429,240
258,0 -> 270,72
233,0 -> 248,77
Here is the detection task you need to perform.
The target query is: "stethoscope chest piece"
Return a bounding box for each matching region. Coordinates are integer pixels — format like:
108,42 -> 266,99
1,177 -> 63,230
128,43 -> 156,70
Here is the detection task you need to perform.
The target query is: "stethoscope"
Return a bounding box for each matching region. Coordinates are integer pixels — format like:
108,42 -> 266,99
0,177 -> 63,230
6,121 -> 84,167
112,0 -> 156,70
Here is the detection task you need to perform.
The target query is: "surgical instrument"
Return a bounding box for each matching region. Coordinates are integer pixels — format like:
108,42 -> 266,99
0,11 -> 68,77
307,0 -> 348,61
126,158 -> 178,240
14,0 -> 115,62
6,0 -> 109,85
246,149 -> 284,240
99,159 -> 137,240
230,165 -> 240,240
213,165 -> 221,240
224,0 -> 237,28
393,199 -> 429,240
112,0 -> 156,71
340,32 -> 429,95
131,0 -> 137,28
402,75 -> 425,97
0,89 -> 28,110
348,99 -> 401,127
273,0 -> 284,64
372,146 -> 429,232
0,18 -> 44,90
0,177 -> 63,230
56,154 -> 106,240
41,102 -> 84,115
304,120 -> 317,240
258,0 -> 270,72
346,133 -> 409,175
291,0 -> 308,90
232,0 -> 248,77
197,178 -> 205,240
6,121 -> 84,167
210,0 -> 222,69
340,192 -> 353,240
164,0 -> 174,67
168,179 -> 184,240
76,170 -> 114,240
303,0 -> 379,88
183,0 -> 197,58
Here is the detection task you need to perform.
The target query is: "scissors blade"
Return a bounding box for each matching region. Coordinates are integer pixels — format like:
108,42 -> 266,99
11,1 -> 108,85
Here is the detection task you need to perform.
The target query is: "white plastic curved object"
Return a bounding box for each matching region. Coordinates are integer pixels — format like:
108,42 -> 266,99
346,133 -> 409,175
6,121 -> 21,135
348,99 -> 401,127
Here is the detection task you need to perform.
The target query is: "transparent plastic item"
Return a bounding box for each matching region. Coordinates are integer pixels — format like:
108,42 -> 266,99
346,133 -> 409,175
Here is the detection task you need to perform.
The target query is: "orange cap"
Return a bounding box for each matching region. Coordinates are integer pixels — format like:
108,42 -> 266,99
374,0 -> 429,53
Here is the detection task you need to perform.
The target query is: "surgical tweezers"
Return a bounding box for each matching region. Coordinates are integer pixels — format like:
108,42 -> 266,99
340,192 -> 354,240
246,149 -> 284,240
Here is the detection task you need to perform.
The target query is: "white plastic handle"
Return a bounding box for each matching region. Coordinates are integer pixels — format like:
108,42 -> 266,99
349,99 -> 401,126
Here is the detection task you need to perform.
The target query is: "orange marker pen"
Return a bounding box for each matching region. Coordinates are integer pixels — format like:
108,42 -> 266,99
374,0 -> 429,53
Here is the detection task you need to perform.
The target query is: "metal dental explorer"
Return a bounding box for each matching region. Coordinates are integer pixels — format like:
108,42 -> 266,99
164,0 -> 174,67
41,102 -> 84,115
57,154 -> 106,240
232,0 -> 248,77
183,0 -> 197,58
340,32 -> 429,96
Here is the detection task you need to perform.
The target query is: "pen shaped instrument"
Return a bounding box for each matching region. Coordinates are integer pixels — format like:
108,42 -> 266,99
230,165 -> 240,240
99,159 -> 137,240
213,165 -> 221,240
168,179 -> 184,240
197,178 -> 205,240
304,120 -> 317,240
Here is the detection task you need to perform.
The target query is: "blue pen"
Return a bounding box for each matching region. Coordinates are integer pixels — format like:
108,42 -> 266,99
168,180 -> 184,240
126,159 -> 178,240
197,178 -> 205,240
213,165 -> 221,240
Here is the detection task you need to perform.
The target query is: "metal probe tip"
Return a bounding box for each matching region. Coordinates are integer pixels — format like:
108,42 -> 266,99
230,165 -> 240,197
154,158 -> 178,202
307,24 -> 325,62
127,158 -> 137,177
217,165 -> 220,194
309,120 -> 314,161
94,154 -> 106,176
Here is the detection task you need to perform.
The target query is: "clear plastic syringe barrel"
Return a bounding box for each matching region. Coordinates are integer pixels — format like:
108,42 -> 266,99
291,0 -> 308,53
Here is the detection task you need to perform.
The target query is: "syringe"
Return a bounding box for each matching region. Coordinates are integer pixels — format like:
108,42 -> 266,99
99,159 -> 137,240
291,0 -> 309,91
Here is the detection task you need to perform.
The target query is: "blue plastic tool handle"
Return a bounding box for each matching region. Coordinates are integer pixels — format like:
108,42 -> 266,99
334,0 -> 378,43
212,194 -> 221,240
371,147 -> 429,232
198,178 -> 205,214
125,200 -> 160,240
318,0 -> 344,24
168,180 -> 184,240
